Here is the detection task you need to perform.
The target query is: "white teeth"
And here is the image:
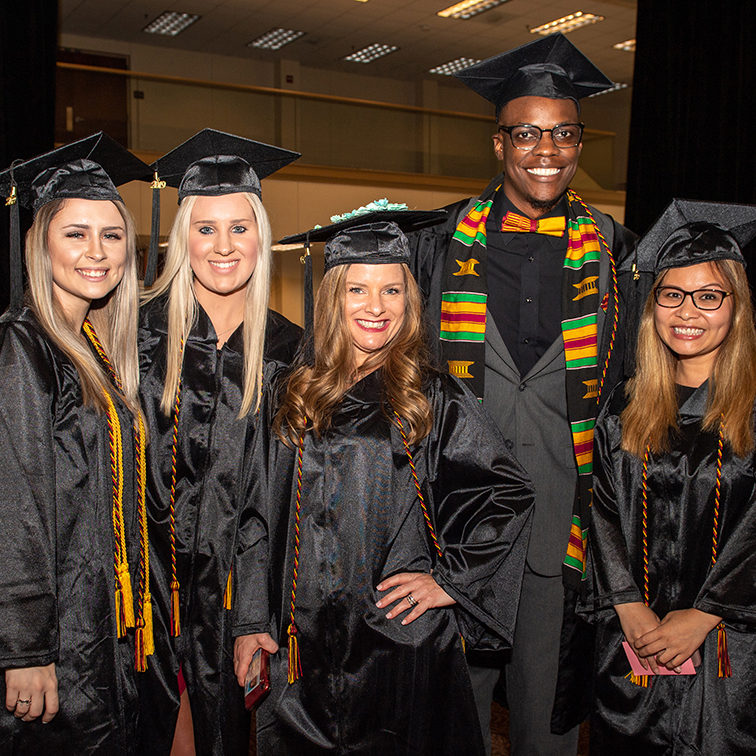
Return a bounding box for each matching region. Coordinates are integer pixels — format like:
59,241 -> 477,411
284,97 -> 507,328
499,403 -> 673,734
210,260 -> 238,269
78,269 -> 107,279
357,320 -> 387,330
673,327 -> 704,335
527,167 -> 561,176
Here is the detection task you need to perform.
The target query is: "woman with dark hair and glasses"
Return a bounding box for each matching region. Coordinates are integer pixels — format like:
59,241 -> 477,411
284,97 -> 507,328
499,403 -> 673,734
233,210 -> 535,755
586,200 -> 756,754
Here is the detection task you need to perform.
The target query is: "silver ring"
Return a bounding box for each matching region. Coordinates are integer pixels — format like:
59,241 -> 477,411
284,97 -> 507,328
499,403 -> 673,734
406,593 -> 418,607
16,699 -> 31,706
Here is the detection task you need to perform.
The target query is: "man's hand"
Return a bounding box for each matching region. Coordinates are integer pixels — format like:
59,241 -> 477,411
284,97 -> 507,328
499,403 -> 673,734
233,634 -> 279,687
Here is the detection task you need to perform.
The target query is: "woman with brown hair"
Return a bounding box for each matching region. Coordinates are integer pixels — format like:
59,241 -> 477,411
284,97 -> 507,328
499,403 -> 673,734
233,212 -> 535,755
587,200 -> 756,755
0,133 -> 150,754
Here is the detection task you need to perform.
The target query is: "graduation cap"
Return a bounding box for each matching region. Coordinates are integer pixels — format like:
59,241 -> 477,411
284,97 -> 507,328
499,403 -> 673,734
279,206 -> 446,359
145,129 -> 300,286
635,199 -> 756,276
0,132 -> 151,312
455,33 -> 613,116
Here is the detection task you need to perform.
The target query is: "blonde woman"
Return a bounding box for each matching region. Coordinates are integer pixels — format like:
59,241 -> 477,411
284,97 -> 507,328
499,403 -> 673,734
233,215 -> 535,755
587,201 -> 756,755
138,130 -> 300,756
0,134 -> 150,754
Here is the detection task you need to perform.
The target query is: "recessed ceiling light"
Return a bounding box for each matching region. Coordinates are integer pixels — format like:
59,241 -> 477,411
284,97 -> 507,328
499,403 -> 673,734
613,39 -> 636,52
437,0 -> 511,20
247,28 -> 305,50
530,11 -> 604,36
429,57 -> 482,75
587,81 -> 628,98
342,44 -> 399,63
143,11 -> 201,37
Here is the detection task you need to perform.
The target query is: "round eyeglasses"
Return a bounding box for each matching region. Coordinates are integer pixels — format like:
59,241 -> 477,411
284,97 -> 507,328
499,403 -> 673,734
653,286 -> 732,311
497,123 -> 585,151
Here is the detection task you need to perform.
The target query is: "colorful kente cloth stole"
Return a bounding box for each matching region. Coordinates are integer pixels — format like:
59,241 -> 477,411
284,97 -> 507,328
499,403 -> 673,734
439,187 -> 617,590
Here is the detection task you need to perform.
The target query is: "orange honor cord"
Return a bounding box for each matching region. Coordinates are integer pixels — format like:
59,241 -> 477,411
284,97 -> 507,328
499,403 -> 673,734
223,565 -> 233,611
134,412 -> 154,670
287,426 -> 307,684
169,379 -> 183,637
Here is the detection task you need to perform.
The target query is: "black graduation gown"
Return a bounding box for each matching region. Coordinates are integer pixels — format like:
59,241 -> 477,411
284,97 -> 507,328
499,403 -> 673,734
587,383 -> 756,755
234,369 -> 535,755
137,295 -> 301,756
0,308 -> 140,756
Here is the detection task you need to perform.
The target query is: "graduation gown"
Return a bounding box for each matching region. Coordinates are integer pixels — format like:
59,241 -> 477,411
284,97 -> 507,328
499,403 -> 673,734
0,308 -> 140,756
587,383 -> 756,755
234,368 -> 535,755
137,295 -> 301,756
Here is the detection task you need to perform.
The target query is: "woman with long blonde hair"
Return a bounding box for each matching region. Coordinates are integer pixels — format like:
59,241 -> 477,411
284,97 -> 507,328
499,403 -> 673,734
0,134 -> 150,754
137,130 -> 301,756
233,213 -> 535,755
587,200 -> 756,755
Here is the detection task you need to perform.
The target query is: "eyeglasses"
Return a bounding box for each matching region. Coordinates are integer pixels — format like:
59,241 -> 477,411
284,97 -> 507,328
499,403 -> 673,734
653,286 -> 732,311
497,123 -> 585,151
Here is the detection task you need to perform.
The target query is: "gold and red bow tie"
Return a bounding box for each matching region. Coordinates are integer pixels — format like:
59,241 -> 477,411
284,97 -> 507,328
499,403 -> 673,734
501,211 -> 566,237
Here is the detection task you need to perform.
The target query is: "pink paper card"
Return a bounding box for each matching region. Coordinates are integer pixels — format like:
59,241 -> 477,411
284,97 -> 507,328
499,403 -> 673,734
622,641 -> 696,676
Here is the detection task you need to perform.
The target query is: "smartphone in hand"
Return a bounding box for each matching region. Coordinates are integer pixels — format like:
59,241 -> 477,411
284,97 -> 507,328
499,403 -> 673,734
244,648 -> 270,710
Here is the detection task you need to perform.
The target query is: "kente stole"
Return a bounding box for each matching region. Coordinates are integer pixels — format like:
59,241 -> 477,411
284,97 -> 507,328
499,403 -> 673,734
439,187 -> 617,589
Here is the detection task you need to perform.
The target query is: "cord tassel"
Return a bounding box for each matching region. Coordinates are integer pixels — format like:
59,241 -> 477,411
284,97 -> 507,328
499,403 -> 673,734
717,622 -> 732,678
6,178 -> 23,312
223,566 -> 233,611
115,586 -> 126,638
117,562 -> 136,628
171,580 -> 181,637
287,623 -> 302,684
625,670 -> 650,688
135,594 -> 155,671
145,172 -> 165,287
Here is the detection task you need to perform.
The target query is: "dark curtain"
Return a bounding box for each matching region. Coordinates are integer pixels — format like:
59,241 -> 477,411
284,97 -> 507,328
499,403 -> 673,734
0,1 -> 58,312
625,1 -> 756,237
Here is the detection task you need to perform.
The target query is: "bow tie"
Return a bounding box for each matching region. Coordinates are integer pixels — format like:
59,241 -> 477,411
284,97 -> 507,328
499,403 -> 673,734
500,211 -> 566,237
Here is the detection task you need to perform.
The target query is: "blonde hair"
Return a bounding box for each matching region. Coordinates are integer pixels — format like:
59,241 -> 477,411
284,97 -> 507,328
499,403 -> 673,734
622,259 -> 756,458
143,191 -> 272,417
275,263 -> 433,446
25,198 -> 141,413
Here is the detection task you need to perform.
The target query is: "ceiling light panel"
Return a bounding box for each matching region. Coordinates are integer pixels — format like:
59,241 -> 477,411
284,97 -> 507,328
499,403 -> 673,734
342,44 -> 399,63
437,0 -> 511,20
588,81 -> 628,97
429,57 -> 482,75
613,39 -> 636,52
143,11 -> 201,37
247,28 -> 305,50
530,12 -> 604,36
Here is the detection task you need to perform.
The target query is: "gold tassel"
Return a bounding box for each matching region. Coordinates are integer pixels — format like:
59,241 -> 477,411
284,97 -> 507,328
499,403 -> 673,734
115,587 -> 126,638
625,670 -> 650,687
118,563 -> 135,628
135,620 -> 148,672
287,623 -> 302,684
143,593 -> 155,656
460,634 -> 466,653
223,566 -> 233,611
717,622 -> 732,678
171,580 -> 181,637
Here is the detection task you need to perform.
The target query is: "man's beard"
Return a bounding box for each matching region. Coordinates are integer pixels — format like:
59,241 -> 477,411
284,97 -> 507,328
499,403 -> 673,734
526,194 -> 562,213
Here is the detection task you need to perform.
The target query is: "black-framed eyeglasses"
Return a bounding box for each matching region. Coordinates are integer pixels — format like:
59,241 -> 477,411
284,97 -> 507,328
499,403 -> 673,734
497,123 -> 585,151
653,286 -> 732,311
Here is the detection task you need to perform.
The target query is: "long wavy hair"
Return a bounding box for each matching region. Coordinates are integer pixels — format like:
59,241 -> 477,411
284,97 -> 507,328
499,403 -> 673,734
274,263 -> 434,446
143,191 -> 272,417
25,198 -> 141,413
622,259 -> 756,458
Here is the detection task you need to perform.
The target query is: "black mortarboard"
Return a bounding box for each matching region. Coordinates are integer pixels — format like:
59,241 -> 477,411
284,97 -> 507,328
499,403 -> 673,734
145,128 -> 300,286
455,33 -> 613,116
635,199 -> 756,276
0,132 -> 151,312
279,207 -> 446,361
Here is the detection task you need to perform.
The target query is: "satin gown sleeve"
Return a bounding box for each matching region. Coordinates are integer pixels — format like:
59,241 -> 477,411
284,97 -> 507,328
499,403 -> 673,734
0,319 -> 59,668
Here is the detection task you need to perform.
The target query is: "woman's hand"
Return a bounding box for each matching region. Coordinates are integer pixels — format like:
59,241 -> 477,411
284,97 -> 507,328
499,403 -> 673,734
634,608 -> 721,671
233,633 -> 279,687
376,572 -> 456,625
5,664 -> 58,723
614,602 -> 662,674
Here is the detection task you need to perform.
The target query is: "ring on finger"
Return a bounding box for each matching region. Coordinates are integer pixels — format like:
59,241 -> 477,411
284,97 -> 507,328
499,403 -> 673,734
406,593 -> 418,607
16,699 -> 31,706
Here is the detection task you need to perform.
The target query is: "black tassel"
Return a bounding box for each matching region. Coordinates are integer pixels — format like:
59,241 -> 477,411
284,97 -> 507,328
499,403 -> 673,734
144,172 -> 165,287
302,231 -> 314,364
6,173 -> 23,312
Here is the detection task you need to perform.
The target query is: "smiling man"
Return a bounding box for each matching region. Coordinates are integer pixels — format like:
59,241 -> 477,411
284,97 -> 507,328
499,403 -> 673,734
409,34 -> 637,756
